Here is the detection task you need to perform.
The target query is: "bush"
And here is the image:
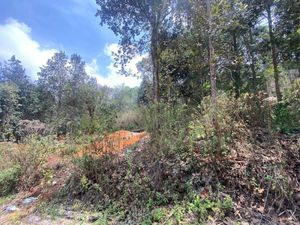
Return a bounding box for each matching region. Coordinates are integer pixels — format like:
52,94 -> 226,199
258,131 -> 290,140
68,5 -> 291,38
187,193 -> 233,222
75,109 -> 117,136
0,165 -> 21,196
63,150 -> 154,210
190,93 -> 248,157
115,108 -> 143,131
239,91 -> 272,128
274,78 -> 300,132
143,103 -> 191,156
0,136 -> 60,191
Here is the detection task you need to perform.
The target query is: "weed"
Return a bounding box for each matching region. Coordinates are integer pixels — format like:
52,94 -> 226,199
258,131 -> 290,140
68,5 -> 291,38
0,194 -> 16,206
38,202 -> 64,220
187,193 -> 233,222
151,207 -> 168,222
0,165 -> 21,196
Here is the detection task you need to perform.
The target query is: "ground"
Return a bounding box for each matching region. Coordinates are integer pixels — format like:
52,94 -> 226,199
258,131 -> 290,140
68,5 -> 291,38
0,130 -> 147,225
0,130 -> 299,224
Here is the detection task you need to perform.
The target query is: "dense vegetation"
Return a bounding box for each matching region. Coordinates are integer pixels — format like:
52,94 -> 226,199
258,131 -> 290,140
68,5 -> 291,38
0,0 -> 299,224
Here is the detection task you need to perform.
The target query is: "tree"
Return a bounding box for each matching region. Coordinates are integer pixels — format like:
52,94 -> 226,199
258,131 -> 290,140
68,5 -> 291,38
0,56 -> 29,88
82,77 -> 99,121
0,56 -> 41,120
205,0 -> 221,156
245,0 -> 282,100
0,82 -> 20,140
276,0 -> 300,73
95,0 -> 175,102
205,0 -> 217,106
38,51 -> 69,117
66,54 -> 88,120
265,0 -> 282,101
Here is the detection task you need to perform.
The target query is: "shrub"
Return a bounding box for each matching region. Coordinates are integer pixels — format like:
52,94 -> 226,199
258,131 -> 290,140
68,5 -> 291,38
187,193 -> 233,222
0,82 -> 20,142
115,108 -> 143,131
190,93 -> 248,157
63,147 -> 153,209
239,91 -> 271,128
0,165 -> 21,196
0,136 -> 60,191
274,78 -> 300,132
151,207 -> 168,222
143,103 -> 191,156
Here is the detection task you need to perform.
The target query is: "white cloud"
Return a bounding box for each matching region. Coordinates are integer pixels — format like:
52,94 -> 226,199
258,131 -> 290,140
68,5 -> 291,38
0,19 -> 57,79
86,43 -> 143,88
0,19 -> 143,87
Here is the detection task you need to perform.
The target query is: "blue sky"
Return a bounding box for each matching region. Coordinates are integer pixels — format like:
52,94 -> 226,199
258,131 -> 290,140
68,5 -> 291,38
0,0 -> 142,87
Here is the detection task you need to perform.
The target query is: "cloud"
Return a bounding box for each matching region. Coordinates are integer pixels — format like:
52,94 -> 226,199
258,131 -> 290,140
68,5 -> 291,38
0,19 -> 57,79
86,43 -> 143,88
0,19 -> 142,87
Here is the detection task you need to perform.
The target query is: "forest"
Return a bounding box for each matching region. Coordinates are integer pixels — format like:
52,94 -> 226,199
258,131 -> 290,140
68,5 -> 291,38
0,0 -> 299,224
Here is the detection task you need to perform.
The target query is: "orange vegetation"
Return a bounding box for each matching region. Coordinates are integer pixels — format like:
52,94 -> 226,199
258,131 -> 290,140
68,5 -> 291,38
78,130 -> 147,157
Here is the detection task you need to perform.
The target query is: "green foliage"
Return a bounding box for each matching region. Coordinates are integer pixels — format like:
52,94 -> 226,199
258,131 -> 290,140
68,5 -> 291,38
0,82 -> 20,141
239,92 -> 271,128
190,93 -> 248,157
273,103 -> 293,132
0,194 -> 16,206
0,136 -> 60,190
115,108 -> 142,131
187,193 -> 233,222
0,165 -> 21,196
274,79 -> 300,132
77,113 -> 115,135
151,207 -> 168,222
143,103 -> 191,156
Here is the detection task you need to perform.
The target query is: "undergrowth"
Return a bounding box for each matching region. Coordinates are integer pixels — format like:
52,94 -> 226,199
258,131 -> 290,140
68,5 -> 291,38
58,91 -> 300,224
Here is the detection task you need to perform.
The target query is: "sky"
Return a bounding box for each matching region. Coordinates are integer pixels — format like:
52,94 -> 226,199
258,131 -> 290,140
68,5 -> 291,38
0,0 -> 142,87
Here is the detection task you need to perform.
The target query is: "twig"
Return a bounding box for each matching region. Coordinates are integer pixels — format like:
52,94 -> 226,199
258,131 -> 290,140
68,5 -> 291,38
260,177 -> 272,225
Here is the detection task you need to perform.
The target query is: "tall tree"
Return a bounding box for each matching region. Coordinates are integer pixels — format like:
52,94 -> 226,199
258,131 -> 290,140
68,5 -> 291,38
0,82 -> 20,140
38,51 -> 69,116
245,0 -> 282,100
0,56 -> 29,88
66,54 -> 88,120
0,56 -> 41,120
95,0 -> 174,102
265,0 -> 282,101
82,77 -> 99,121
205,0 -> 217,106
276,0 -> 300,74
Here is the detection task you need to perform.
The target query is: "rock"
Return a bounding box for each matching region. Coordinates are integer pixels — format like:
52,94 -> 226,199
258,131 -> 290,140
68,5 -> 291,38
5,205 -> 19,212
22,196 -> 38,205
64,210 -> 74,219
88,215 -> 99,223
25,214 -> 42,223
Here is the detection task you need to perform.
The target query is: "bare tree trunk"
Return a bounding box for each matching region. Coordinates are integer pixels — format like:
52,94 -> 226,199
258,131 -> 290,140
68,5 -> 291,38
206,0 -> 221,157
151,24 -> 160,103
167,75 -> 171,103
248,27 -> 257,92
266,6 -> 282,101
206,0 -> 217,106
232,32 -> 241,98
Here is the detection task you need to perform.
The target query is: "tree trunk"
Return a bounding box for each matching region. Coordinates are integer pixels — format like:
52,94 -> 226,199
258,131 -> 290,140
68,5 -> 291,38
206,0 -> 221,158
232,32 -> 241,98
206,0 -> 217,106
151,24 -> 160,102
266,6 -> 282,101
248,27 -> 257,92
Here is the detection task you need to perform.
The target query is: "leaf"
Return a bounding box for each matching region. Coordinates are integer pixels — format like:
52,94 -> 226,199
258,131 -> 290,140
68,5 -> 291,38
257,188 -> 264,194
